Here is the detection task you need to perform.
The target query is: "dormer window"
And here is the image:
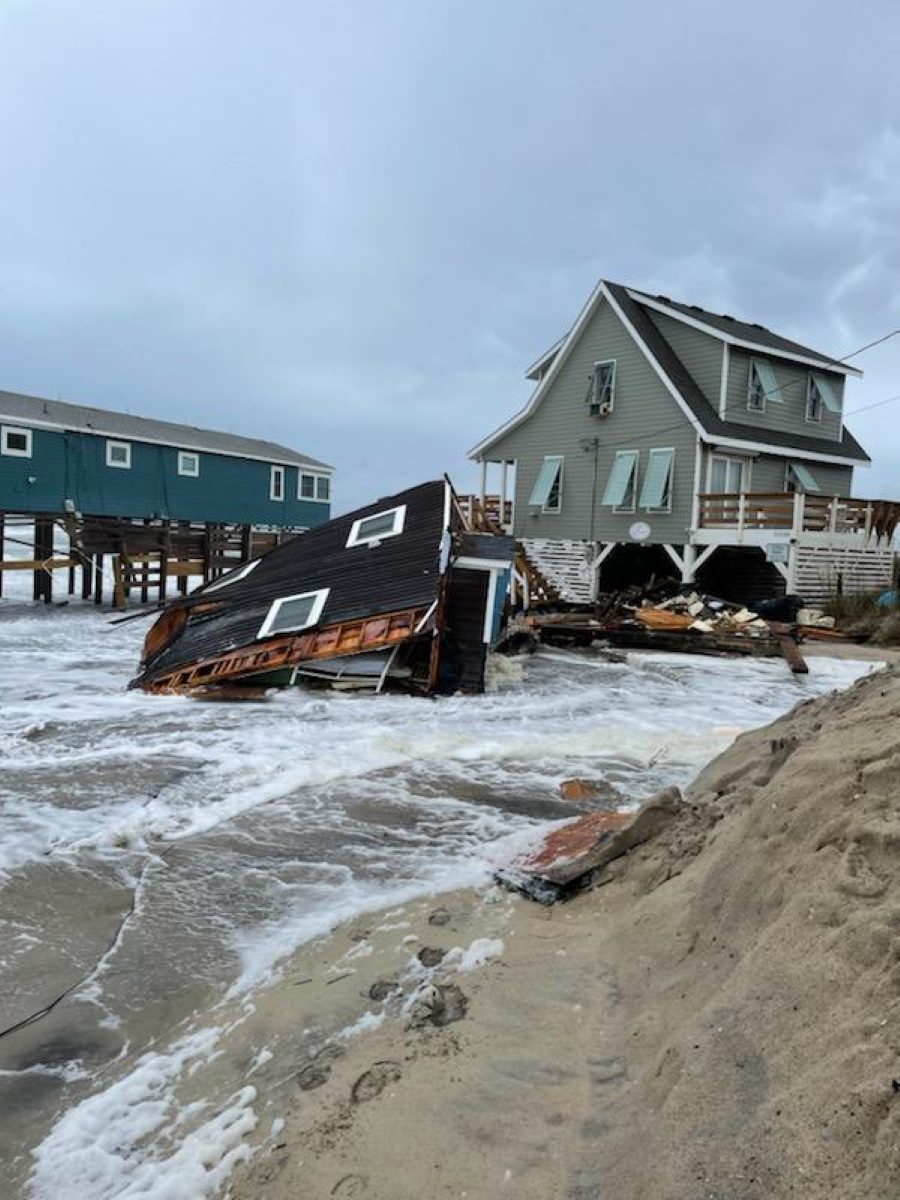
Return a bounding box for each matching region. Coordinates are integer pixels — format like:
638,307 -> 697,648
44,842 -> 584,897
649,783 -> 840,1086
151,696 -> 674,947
257,588 -> 329,639
346,504 -> 406,547
805,376 -> 824,423
747,359 -> 781,412
587,361 -> 616,414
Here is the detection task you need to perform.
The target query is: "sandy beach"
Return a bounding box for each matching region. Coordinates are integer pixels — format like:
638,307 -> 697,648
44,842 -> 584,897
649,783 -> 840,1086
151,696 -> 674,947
227,659 -> 900,1200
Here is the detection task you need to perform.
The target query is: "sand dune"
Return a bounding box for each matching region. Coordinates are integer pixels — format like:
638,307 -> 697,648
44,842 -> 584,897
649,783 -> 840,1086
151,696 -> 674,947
231,663 -> 900,1199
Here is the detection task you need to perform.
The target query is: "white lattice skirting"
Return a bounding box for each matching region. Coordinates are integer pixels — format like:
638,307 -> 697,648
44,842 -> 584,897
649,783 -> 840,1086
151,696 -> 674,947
795,544 -> 894,604
520,538 -> 593,604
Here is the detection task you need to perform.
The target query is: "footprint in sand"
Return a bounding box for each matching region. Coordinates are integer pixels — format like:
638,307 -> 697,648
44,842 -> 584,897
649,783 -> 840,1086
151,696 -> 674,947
351,1061 -> 403,1104
837,842 -> 887,898
331,1174 -> 368,1197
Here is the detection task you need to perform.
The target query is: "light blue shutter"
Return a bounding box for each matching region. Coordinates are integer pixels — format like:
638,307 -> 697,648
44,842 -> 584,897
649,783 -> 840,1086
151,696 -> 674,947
529,456 -> 563,506
812,374 -> 841,413
639,449 -> 674,508
601,451 -> 638,506
752,358 -> 783,403
790,462 -> 821,492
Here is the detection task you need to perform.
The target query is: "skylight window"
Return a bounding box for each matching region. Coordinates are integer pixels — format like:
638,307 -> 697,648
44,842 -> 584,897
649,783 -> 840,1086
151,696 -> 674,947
204,558 -> 260,593
346,504 -> 407,547
257,588 -> 329,638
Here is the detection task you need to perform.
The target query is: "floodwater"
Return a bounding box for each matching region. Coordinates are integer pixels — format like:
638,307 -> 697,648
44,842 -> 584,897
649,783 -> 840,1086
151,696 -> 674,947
0,599 -> 879,1198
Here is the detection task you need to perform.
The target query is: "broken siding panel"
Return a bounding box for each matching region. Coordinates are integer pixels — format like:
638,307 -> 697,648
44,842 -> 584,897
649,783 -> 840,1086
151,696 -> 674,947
725,349 -> 844,443
646,311 -> 723,412
486,298 -> 698,544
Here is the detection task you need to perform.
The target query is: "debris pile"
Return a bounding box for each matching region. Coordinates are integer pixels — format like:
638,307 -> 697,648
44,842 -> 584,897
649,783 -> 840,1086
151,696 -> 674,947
634,590 -> 772,637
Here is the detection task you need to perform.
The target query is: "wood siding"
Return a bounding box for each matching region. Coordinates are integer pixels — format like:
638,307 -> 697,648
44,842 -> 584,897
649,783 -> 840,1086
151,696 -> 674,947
747,454 -> 854,495
485,298 -> 699,544
724,348 -> 844,442
0,427 -> 330,527
648,311 -> 723,412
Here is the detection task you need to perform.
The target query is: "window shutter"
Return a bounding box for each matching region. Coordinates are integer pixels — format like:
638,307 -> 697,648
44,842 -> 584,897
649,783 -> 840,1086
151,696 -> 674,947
812,374 -> 841,413
528,457 -> 563,507
639,449 -> 674,508
601,451 -> 638,506
751,359 -> 782,403
789,462 -> 821,492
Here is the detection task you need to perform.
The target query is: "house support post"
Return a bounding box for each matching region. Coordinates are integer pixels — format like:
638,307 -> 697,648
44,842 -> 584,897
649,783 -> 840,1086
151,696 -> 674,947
785,542 -> 799,595
500,460 -> 509,529
479,459 -> 487,513
94,554 -> 104,605
0,514 -> 4,600
588,541 -> 617,603
661,543 -> 687,579
33,519 -> 54,604
680,544 -> 697,584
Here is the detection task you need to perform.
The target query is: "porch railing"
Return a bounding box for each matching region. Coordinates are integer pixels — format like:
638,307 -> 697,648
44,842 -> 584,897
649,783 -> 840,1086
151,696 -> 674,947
697,492 -> 899,540
457,494 -> 513,533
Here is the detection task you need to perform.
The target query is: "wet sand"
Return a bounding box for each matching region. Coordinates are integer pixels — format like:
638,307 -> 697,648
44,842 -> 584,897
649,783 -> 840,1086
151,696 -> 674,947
229,660 -> 900,1200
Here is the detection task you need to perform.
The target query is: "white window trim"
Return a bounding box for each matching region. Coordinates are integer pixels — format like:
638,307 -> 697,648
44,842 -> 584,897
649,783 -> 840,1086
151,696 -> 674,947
542,455 -> 564,514
643,447 -> 675,514
805,375 -> 823,423
205,558 -> 260,593
346,504 -> 407,548
257,588 -> 330,639
106,439 -> 132,469
270,464 -> 285,501
177,450 -> 200,477
589,359 -> 617,413
298,470 -> 331,503
746,362 -> 766,413
611,450 -> 639,514
1,424 -> 32,457
706,453 -> 748,494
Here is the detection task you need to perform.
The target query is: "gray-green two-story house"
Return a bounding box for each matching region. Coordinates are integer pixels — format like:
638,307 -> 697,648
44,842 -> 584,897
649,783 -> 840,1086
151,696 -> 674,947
470,280 -> 890,603
0,390 -> 333,529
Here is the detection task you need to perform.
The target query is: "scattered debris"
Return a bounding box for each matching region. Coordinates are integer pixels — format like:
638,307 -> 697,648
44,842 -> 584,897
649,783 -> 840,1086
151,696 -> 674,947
406,982 -> 469,1029
505,788 -> 684,902
417,947 -> 447,968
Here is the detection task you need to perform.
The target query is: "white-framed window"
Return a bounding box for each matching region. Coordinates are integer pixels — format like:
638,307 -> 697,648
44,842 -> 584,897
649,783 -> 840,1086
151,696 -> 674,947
528,455 -> 564,513
299,471 -> 331,502
106,440 -> 132,469
805,376 -> 824,423
257,588 -> 329,639
177,450 -> 200,477
204,558 -> 260,593
587,360 -> 616,414
708,454 -> 747,494
601,450 -> 639,512
270,464 -> 285,501
747,358 -> 782,412
1,425 -> 32,457
639,448 -> 674,512
346,504 -> 407,547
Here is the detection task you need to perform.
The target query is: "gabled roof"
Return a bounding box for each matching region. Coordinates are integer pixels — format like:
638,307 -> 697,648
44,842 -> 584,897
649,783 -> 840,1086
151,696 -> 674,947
0,389 -> 332,470
472,279 -> 870,466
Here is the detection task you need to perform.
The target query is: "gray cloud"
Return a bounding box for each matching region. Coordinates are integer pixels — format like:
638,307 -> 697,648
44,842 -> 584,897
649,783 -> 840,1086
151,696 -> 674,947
0,0 -> 898,507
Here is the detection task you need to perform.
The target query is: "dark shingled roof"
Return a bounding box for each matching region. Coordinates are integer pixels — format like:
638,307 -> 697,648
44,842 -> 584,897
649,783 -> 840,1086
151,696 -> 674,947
134,480 -> 448,683
624,285 -> 850,370
604,283 -> 870,463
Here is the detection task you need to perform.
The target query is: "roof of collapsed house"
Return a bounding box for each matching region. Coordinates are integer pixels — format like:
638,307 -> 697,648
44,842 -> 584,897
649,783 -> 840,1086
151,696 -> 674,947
133,479 -> 451,687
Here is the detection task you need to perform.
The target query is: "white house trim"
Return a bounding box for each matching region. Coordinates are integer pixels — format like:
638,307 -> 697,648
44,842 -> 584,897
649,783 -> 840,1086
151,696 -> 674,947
525,335 -> 566,381
708,435 -> 863,468
718,343 -> 729,417
625,291 -> 863,378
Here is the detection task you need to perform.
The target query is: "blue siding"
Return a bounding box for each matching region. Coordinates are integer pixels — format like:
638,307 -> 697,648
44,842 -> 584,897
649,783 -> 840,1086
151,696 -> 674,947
0,428 -> 330,527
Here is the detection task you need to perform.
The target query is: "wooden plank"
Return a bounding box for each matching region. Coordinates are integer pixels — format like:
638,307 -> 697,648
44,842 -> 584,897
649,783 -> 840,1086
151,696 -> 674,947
777,633 -> 809,674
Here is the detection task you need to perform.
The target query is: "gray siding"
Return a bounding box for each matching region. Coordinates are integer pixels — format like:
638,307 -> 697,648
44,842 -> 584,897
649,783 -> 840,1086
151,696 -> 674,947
648,311 -> 723,412
749,454 -> 854,496
725,348 -> 845,442
484,298 -> 699,544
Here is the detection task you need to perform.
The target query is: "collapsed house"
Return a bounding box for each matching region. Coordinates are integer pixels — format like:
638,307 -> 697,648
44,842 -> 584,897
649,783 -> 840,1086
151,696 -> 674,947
131,480 -> 515,696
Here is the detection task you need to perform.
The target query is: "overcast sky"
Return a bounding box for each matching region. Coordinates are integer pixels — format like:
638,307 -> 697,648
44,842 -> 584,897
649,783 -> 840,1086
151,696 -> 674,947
1,1 -> 898,510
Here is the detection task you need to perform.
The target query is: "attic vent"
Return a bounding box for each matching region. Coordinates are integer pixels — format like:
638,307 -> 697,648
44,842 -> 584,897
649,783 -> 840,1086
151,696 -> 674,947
689,305 -> 704,312
720,314 -> 735,321
656,294 -> 671,303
